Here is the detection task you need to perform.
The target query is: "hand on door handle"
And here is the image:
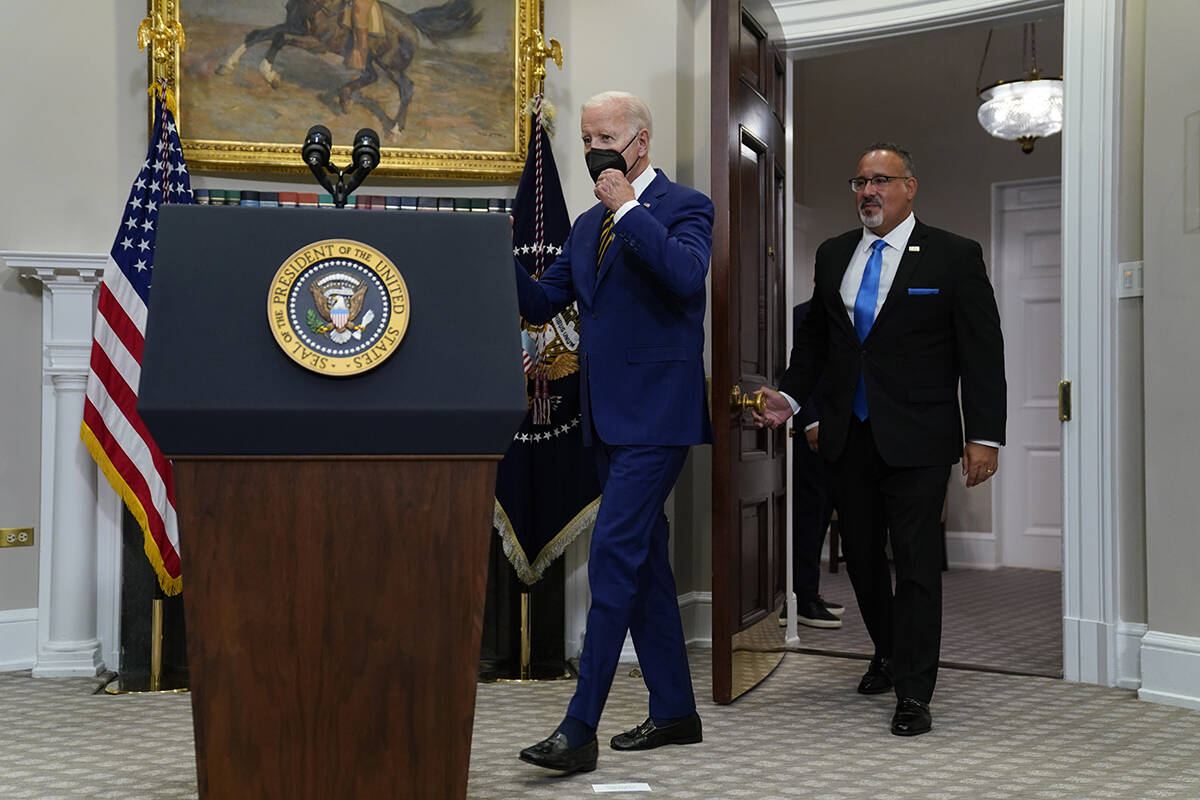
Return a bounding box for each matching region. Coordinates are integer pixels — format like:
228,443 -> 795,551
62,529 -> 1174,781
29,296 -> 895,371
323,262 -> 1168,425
730,385 -> 767,415
748,386 -> 795,429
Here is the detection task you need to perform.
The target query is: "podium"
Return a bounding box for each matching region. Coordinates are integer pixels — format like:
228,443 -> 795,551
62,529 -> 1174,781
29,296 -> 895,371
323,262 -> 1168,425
140,206 -> 526,799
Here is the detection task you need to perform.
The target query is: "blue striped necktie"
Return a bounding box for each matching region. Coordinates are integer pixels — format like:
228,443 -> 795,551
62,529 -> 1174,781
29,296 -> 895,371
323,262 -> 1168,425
852,239 -> 887,420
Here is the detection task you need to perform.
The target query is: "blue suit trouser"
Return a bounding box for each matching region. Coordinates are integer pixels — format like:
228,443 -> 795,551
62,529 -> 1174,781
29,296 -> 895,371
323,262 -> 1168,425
566,442 -> 695,728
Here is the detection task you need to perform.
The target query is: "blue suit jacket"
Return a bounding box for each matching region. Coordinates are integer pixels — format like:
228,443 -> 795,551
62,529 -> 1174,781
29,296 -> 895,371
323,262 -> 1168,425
514,169 -> 714,447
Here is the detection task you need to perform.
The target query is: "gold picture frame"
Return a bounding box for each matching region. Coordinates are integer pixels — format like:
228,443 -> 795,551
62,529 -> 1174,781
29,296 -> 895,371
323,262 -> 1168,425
147,0 -> 546,180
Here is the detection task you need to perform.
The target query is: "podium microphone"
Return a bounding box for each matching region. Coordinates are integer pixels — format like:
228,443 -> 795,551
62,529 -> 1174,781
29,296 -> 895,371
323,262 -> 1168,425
300,124 -> 380,208
303,124 -> 332,169
352,128 -> 381,174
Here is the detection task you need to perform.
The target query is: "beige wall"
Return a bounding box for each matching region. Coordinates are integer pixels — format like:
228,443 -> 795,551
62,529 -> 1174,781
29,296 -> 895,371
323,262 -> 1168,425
794,17 -> 1063,535
1116,0 -> 1147,625
0,1 -> 715,608
0,0 -> 147,611
542,0 -> 713,597
0,272 -> 41,611
1142,0 -> 1200,638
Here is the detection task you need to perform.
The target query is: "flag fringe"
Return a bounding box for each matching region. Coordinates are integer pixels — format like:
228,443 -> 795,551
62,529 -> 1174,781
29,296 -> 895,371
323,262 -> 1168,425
494,496 -> 601,586
81,421 -> 183,596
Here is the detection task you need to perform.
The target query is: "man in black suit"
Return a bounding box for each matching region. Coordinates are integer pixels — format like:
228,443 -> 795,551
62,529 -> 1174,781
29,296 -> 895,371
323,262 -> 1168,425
787,300 -> 843,629
754,143 -> 1005,737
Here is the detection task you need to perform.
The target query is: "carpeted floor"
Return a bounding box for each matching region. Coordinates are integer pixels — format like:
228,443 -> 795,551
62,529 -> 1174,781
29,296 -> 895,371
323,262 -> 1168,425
790,566 -> 1062,677
2,649 -> 1199,799
6,568 -> 1194,800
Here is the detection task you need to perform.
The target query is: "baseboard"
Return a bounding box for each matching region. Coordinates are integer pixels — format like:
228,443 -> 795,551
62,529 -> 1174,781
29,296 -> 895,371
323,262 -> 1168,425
611,591 -> 712,665
1116,621 -> 1147,690
945,530 -> 998,569
0,608 -> 37,672
679,591 -> 712,649
1138,630 -> 1200,711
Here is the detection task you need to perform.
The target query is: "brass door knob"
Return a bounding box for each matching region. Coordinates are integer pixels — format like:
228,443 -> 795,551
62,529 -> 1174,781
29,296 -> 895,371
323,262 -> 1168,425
730,385 -> 766,414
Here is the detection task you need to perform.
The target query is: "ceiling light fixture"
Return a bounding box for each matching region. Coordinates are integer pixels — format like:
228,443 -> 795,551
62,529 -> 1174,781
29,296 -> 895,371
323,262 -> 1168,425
976,23 -> 1063,154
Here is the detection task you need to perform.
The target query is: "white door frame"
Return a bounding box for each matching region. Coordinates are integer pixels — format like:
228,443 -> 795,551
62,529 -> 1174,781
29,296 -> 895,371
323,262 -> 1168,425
777,0 -> 1125,686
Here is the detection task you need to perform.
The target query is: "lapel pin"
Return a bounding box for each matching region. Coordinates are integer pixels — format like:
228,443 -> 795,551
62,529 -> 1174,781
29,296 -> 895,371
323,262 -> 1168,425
643,202 -> 651,207
908,245 -> 921,252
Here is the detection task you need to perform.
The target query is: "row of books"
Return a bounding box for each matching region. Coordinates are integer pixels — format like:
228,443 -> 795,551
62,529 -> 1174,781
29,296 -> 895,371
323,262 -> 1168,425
192,189 -> 514,213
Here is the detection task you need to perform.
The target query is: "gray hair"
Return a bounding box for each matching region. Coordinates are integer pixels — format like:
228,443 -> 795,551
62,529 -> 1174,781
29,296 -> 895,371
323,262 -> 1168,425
861,142 -> 916,177
582,91 -> 653,139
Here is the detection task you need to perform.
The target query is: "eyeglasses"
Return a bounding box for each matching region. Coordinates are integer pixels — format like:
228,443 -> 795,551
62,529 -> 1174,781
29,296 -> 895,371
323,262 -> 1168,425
848,175 -> 912,192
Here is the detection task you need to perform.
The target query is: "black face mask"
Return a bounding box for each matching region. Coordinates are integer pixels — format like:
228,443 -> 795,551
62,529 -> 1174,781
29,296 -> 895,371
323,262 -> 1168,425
585,135 -> 638,183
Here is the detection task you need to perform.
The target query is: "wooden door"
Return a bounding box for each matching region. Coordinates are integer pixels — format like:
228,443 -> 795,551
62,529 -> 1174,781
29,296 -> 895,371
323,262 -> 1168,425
710,0 -> 789,704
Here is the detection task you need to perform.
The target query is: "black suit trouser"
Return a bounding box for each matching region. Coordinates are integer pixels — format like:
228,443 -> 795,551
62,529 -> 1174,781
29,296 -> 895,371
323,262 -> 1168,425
792,437 -> 833,604
827,418 -> 950,702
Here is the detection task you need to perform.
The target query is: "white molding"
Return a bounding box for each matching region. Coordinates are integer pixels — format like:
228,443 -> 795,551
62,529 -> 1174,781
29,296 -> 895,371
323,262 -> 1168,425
680,590 -> 712,649
776,0 -> 1063,57
945,530 -> 1000,570
1138,630 -> 1200,711
3,251 -> 110,678
0,609 -> 38,672
563,531 -> 590,660
1059,0 -> 1123,686
1116,621 -> 1147,690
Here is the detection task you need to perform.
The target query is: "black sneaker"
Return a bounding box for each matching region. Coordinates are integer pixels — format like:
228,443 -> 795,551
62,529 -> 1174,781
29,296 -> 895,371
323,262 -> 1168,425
819,596 -> 845,617
796,598 -> 842,628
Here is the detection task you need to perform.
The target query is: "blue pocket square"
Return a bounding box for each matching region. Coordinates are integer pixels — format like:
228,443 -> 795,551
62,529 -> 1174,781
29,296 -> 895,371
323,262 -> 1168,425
908,288 -> 939,295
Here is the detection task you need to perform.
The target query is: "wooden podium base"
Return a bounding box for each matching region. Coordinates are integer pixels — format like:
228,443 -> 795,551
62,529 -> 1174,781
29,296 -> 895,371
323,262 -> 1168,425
174,457 -> 497,800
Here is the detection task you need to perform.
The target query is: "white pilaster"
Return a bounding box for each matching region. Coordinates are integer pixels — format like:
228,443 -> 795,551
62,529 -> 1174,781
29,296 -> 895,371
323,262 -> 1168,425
1059,0 -> 1123,686
4,252 -> 111,677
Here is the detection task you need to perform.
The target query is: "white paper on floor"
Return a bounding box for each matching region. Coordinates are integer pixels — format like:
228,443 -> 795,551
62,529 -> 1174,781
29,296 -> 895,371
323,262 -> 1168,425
592,782 -> 652,793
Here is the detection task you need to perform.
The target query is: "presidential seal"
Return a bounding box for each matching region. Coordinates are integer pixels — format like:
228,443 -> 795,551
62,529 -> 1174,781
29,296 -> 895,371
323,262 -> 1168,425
267,239 -> 410,376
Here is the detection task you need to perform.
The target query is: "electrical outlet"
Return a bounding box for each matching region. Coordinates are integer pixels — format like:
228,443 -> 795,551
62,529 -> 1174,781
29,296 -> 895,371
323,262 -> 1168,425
0,527 -> 34,548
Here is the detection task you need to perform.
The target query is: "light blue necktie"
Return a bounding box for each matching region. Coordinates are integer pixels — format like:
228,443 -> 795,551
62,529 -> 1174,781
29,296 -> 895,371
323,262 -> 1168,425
852,239 -> 887,420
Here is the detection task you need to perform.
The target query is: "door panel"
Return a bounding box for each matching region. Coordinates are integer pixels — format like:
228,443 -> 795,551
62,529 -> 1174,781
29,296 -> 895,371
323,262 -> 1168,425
711,0 -> 788,704
995,180 -> 1063,570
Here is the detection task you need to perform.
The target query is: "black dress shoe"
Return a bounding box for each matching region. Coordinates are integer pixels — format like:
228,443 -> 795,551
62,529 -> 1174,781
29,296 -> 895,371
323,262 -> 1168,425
891,697 -> 932,736
610,712 -> 703,751
518,732 -> 598,773
857,657 -> 893,695
818,596 -> 845,616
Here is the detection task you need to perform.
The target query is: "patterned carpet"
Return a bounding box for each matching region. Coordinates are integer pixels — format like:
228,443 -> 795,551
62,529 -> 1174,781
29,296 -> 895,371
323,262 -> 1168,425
5,569 -> 1196,800
792,567 -> 1063,677
3,650 -> 1200,800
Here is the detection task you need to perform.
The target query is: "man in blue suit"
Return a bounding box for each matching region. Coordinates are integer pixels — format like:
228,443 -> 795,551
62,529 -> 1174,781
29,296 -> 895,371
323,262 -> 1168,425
515,91 -> 714,774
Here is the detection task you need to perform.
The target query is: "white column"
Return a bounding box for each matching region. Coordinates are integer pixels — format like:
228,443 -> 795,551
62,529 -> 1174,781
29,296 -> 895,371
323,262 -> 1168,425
3,252 -> 110,677
1060,0 -> 1123,686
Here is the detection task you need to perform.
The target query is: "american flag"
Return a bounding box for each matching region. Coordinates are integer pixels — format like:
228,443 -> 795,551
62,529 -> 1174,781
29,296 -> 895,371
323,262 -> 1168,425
79,90 -> 192,596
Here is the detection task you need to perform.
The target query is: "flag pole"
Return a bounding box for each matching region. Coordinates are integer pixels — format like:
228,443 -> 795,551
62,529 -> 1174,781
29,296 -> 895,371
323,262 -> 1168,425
149,595 -> 165,692
99,7 -> 192,698
513,25 -> 565,685
520,592 -> 532,680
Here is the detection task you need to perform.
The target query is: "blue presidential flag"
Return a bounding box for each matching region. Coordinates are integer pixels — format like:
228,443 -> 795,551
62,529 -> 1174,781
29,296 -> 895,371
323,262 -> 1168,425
494,96 -> 600,584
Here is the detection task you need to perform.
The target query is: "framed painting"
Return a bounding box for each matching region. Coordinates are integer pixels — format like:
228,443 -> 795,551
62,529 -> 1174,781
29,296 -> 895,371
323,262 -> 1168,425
148,0 -> 543,180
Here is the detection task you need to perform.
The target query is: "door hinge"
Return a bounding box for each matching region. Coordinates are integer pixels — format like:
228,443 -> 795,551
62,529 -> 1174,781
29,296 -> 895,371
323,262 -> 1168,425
1058,380 -> 1072,421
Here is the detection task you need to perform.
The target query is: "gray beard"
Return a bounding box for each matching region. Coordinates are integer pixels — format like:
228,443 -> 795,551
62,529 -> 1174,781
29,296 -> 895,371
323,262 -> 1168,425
859,209 -> 883,228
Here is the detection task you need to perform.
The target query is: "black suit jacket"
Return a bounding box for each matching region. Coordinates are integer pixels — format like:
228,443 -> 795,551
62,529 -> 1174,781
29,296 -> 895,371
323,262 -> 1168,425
780,220 -> 1006,467
793,300 -> 824,429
